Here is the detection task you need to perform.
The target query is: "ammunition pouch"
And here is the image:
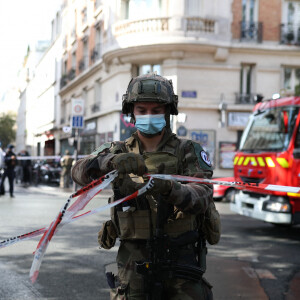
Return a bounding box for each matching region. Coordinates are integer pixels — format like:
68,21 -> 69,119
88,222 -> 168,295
98,220 -> 117,249
202,201 -> 221,245
116,206 -> 197,240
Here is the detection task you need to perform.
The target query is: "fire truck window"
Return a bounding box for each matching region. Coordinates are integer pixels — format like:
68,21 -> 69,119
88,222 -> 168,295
295,125 -> 300,149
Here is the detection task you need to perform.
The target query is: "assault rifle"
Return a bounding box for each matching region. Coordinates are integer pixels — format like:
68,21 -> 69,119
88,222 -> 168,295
135,195 -> 206,300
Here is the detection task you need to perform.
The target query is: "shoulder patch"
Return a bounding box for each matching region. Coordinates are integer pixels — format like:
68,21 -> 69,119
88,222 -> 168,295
200,150 -> 212,167
91,142 -> 112,155
191,141 -> 213,171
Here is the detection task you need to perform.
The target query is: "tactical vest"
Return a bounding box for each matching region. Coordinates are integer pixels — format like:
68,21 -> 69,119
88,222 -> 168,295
111,135 -> 198,240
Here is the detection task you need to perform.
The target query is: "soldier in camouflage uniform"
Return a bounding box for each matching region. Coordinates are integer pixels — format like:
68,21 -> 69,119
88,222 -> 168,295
71,73 -> 221,299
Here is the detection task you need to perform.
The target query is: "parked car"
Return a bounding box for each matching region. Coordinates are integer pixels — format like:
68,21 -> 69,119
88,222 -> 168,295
212,177 -> 236,202
32,160 -> 61,185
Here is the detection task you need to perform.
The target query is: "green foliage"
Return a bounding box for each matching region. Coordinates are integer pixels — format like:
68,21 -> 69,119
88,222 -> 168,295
0,113 -> 16,148
295,84 -> 300,96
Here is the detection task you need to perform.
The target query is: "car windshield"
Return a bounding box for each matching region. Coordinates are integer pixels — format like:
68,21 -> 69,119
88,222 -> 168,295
239,106 -> 299,152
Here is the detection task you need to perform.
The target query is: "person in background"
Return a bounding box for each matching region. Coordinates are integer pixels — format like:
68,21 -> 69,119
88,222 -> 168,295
0,144 -> 17,197
60,150 -> 73,188
19,150 -> 31,186
0,141 -> 5,171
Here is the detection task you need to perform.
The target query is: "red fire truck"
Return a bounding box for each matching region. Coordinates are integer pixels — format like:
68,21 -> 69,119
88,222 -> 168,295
230,96 -> 300,225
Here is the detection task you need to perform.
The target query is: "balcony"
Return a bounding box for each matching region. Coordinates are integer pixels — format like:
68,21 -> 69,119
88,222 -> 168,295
280,23 -> 300,45
60,74 -> 68,89
78,59 -> 85,72
240,21 -> 263,43
90,44 -> 101,63
185,17 -> 215,33
67,68 -> 76,81
113,17 -> 169,37
235,93 -> 256,104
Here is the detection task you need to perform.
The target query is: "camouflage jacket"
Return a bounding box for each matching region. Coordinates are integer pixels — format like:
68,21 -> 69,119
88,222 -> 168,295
72,129 -> 214,215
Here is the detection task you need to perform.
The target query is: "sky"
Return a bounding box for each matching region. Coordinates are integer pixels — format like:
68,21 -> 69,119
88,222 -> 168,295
0,0 -> 61,98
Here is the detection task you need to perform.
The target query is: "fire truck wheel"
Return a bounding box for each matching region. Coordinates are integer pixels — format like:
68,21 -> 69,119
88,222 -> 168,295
223,188 -> 236,203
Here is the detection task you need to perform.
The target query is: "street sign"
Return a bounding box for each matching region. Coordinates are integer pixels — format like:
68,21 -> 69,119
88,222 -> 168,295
72,115 -> 84,128
63,126 -> 71,133
72,98 -> 84,115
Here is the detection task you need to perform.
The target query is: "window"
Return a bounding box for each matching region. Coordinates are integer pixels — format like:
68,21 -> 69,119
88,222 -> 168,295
240,64 -> 254,95
242,0 -> 256,23
138,64 -> 161,76
93,80 -> 102,112
95,0 -> 102,10
120,0 -> 162,20
185,0 -> 201,16
95,26 -> 102,58
83,38 -> 89,69
295,124 -> 300,148
81,7 -> 87,25
283,66 -> 300,92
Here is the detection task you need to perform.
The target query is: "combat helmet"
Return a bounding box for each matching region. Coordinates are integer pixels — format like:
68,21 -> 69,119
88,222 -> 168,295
122,73 -> 178,116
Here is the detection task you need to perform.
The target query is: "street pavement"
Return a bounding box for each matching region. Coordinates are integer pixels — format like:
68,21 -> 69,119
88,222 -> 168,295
0,182 -> 299,299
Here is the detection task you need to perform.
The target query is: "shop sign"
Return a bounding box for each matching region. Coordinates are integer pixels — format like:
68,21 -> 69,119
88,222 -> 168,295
189,129 -> 215,167
177,125 -> 187,136
228,112 -> 251,127
181,91 -> 197,98
219,141 -> 237,169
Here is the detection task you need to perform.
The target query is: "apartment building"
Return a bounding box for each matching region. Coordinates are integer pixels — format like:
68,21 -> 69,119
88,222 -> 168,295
18,0 -> 300,177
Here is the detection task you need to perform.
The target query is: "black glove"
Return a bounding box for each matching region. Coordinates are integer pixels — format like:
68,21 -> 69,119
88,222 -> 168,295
149,178 -> 173,197
86,158 -> 101,180
112,153 -> 147,176
116,174 -> 145,196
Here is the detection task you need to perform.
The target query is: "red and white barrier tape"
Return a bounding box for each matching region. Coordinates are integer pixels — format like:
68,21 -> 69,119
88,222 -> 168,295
0,171 -> 299,283
148,174 -> 300,194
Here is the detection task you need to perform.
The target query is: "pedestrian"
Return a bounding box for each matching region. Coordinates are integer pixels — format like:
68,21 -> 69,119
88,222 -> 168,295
0,144 -> 17,197
0,142 -> 5,183
19,150 -> 32,186
0,141 -> 5,170
60,150 -> 73,188
71,73 -> 221,299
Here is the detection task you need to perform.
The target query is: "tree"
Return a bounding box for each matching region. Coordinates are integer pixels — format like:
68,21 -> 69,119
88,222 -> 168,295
0,113 -> 16,148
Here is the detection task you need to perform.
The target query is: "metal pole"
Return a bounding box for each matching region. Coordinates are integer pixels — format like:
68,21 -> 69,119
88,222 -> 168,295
73,128 -> 79,192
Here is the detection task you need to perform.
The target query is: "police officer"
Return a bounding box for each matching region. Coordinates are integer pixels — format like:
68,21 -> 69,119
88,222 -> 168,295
71,73 -> 220,299
0,144 -> 17,197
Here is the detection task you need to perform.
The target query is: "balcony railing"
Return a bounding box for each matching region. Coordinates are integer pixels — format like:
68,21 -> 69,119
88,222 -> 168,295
91,103 -> 101,113
185,17 -> 216,33
240,21 -> 263,43
280,23 -> 300,45
113,17 -> 169,37
67,68 -> 76,81
235,93 -> 256,104
90,44 -> 101,63
78,59 -> 85,72
60,75 -> 68,89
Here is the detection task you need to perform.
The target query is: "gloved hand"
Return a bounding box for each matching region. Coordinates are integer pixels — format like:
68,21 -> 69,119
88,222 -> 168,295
116,174 -> 145,196
86,157 -> 101,180
112,153 -> 147,176
149,178 -> 173,197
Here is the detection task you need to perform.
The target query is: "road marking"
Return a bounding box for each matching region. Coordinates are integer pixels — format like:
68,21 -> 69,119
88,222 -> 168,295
242,267 -> 277,280
255,269 -> 277,279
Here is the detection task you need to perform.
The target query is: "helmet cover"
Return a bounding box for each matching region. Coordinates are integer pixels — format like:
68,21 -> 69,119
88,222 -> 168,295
122,73 -> 178,115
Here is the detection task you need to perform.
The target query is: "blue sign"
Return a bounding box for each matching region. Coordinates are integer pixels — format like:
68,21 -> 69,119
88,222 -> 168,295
181,91 -> 197,98
72,115 -> 84,128
177,125 -> 187,137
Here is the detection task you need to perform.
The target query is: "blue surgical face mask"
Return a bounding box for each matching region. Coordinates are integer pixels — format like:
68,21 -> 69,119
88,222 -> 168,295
135,114 -> 166,135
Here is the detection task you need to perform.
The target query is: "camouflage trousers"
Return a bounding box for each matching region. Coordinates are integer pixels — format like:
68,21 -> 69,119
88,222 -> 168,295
108,241 -> 213,300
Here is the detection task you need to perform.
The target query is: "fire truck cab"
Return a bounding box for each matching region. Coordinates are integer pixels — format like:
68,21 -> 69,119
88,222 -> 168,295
230,96 -> 300,225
